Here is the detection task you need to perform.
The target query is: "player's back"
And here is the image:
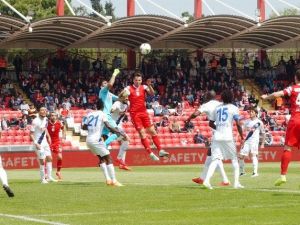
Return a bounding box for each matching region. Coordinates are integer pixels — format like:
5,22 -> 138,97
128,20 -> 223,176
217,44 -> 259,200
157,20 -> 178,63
212,103 -> 239,141
84,111 -> 107,142
199,100 -> 222,120
111,101 -> 128,125
284,84 -> 300,116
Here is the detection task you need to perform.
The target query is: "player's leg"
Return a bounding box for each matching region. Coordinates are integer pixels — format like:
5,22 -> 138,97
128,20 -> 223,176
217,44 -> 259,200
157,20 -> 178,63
250,144 -> 259,177
216,160 -> 230,185
56,151 -> 63,180
36,148 -> 47,183
275,120 -> 298,186
103,155 -> 123,187
143,112 -> 169,158
117,139 -> 131,171
45,146 -> 57,182
0,156 -> 14,197
104,118 -> 118,147
193,148 -> 211,184
97,155 -> 111,185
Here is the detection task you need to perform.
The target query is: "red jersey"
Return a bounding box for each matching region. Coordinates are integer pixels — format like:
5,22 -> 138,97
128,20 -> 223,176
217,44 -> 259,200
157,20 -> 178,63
126,85 -> 148,114
283,84 -> 300,116
47,120 -> 63,143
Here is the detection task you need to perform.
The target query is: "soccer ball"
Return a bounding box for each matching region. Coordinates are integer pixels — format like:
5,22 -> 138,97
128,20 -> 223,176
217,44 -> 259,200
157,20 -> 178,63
140,43 -> 151,55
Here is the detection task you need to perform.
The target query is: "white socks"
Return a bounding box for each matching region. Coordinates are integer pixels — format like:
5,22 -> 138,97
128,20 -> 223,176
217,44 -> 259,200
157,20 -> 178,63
39,165 -> 45,181
200,156 -> 212,180
0,168 -> 8,186
217,160 -> 229,183
107,164 -> 116,183
46,162 -> 53,179
203,159 -> 219,185
239,159 -> 245,174
118,141 -> 129,162
100,163 -> 110,181
252,156 -> 258,174
232,158 -> 240,186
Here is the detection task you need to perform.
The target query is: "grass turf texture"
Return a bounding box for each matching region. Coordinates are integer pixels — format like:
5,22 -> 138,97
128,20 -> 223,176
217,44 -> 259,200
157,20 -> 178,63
1,163 -> 300,225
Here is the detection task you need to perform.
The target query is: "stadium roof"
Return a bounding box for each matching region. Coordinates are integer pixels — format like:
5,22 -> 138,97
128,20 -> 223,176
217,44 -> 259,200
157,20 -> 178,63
0,14 -> 300,49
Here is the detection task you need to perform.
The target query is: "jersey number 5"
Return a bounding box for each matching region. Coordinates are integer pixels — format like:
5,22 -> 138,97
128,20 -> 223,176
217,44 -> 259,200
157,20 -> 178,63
217,107 -> 228,122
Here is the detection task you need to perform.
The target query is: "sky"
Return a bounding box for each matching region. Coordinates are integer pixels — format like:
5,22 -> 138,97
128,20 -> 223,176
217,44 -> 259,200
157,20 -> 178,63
72,0 -> 300,21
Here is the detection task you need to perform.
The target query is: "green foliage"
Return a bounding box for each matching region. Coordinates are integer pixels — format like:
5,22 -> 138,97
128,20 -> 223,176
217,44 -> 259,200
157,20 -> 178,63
181,11 -> 194,23
0,0 -> 74,20
269,7 -> 299,19
90,0 -> 115,21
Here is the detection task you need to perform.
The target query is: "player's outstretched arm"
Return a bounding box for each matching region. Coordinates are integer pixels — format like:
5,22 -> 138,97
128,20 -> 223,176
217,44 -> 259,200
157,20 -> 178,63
261,90 -> 284,100
104,121 -> 127,140
107,68 -> 120,90
185,110 -> 201,124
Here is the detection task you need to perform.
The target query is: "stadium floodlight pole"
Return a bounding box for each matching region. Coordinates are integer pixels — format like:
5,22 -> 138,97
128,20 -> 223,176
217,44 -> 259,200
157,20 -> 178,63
265,0 -> 280,16
135,0 -> 147,14
0,0 -> 30,23
64,0 -> 76,16
73,0 -> 109,22
144,0 -> 184,22
276,0 -> 300,11
213,0 -> 255,20
203,0 -> 216,15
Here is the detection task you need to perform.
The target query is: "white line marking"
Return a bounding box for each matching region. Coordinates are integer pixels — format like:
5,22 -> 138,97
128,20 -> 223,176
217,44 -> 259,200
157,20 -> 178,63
0,213 -> 69,225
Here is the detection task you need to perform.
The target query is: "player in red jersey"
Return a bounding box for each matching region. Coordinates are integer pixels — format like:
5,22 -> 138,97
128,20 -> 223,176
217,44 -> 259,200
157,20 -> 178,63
262,69 -> 300,186
47,112 -> 66,180
121,73 -> 169,161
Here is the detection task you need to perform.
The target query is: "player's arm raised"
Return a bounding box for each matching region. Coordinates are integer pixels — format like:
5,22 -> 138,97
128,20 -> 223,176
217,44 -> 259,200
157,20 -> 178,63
107,68 -> 120,90
261,90 -> 284,100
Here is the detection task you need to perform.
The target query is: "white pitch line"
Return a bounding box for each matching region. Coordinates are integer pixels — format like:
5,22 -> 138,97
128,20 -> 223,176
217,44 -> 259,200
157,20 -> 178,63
0,213 -> 69,225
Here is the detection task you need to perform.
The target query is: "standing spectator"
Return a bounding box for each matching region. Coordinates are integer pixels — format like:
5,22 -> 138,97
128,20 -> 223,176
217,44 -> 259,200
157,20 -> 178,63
81,57 -> 90,74
253,57 -> 261,76
0,55 -> 7,76
219,54 -> 228,75
13,54 -> 23,80
243,53 -> 250,77
230,52 -> 237,77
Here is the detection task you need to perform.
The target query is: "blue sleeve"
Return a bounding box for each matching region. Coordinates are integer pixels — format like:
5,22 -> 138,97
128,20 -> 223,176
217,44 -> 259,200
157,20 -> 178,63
112,94 -> 118,101
233,114 -> 240,121
99,87 -> 108,100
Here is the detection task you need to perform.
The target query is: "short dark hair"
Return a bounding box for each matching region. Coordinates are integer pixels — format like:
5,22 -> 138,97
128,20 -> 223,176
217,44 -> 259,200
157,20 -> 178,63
248,106 -> 258,115
221,89 -> 233,104
295,69 -> 300,82
133,72 -> 142,79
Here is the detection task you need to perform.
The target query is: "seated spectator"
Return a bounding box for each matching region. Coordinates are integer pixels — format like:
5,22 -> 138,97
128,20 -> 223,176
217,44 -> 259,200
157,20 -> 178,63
10,117 -> 19,127
182,120 -> 194,133
174,103 -> 184,116
169,119 -> 182,133
161,105 -> 170,116
152,100 -> 163,116
193,130 -> 208,145
28,104 -> 37,122
19,115 -> 28,129
1,117 -> 10,130
265,129 -> 273,145
20,101 -> 30,115
156,115 -> 169,127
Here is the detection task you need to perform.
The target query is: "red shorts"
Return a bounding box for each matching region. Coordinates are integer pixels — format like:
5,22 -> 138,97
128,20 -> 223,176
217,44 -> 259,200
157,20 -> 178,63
285,116 -> 300,148
50,142 -> 62,154
130,111 -> 153,130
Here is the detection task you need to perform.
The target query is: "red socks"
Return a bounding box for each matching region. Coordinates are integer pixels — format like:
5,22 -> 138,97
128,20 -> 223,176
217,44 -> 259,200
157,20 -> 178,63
141,138 -> 152,154
151,135 -> 161,151
281,150 -> 292,175
57,159 -> 62,172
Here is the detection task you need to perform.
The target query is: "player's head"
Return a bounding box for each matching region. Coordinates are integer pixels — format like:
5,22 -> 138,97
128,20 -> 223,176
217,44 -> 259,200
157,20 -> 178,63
133,72 -> 142,87
119,93 -> 129,104
204,90 -> 216,103
295,69 -> 300,83
49,112 -> 58,122
221,89 -> 233,104
101,80 -> 108,88
248,107 -> 258,119
38,107 -> 47,118
96,99 -> 104,110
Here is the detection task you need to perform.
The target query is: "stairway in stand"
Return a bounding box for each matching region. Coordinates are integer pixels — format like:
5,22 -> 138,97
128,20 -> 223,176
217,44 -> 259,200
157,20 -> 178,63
239,79 -> 273,111
13,82 -> 33,105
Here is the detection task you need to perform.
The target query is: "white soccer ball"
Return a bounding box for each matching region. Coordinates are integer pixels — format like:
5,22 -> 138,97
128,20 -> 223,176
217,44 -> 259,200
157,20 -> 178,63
140,43 -> 151,55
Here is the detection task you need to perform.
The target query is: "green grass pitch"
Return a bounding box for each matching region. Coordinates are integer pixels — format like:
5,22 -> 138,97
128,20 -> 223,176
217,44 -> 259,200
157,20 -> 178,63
1,163 -> 300,225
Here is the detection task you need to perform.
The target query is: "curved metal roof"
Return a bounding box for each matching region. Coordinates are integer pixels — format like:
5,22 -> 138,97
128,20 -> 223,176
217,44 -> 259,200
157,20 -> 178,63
0,15 -> 300,49
232,16 -> 300,49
